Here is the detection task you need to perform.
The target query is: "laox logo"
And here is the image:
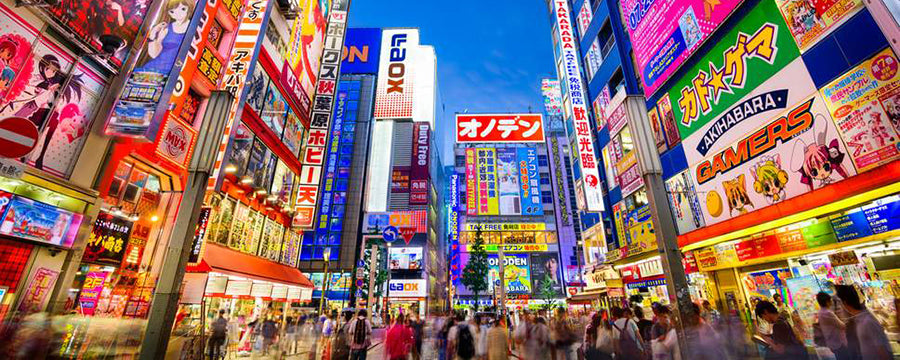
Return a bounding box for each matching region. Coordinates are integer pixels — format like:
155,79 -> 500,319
387,34 -> 408,93
389,282 -> 418,291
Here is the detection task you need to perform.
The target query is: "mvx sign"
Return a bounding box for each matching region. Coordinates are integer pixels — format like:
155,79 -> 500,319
341,28 -> 381,74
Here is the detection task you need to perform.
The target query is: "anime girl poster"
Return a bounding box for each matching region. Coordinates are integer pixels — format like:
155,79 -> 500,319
0,4 -> 40,105
47,0 -> 150,64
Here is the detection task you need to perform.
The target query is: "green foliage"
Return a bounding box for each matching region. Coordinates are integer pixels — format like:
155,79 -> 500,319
538,272 -> 557,311
461,227 -> 489,311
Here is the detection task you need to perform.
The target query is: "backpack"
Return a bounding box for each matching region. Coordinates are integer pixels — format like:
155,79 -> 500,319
457,324 -> 476,359
352,319 -> 368,347
613,319 -> 642,359
211,317 -> 227,338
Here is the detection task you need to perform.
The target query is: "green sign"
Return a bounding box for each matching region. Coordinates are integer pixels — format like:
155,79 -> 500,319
667,0 -> 801,140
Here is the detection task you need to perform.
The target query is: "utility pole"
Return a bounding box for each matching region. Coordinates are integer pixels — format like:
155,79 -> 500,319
319,247 -> 332,315
622,95 -> 694,359
139,92 -> 233,360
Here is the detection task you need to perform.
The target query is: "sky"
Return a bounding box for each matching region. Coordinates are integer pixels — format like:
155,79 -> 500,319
347,0 -> 557,164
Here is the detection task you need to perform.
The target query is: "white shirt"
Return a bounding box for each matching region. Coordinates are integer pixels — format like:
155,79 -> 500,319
612,318 -> 643,351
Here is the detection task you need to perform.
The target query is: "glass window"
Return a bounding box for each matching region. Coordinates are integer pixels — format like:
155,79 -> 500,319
246,66 -> 268,114
261,84 -> 287,136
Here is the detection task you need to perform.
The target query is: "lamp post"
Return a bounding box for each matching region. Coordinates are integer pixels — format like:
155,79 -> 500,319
319,247 -> 332,316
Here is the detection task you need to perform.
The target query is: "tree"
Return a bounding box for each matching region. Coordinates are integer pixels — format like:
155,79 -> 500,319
461,226 -> 489,311
538,272 -> 557,311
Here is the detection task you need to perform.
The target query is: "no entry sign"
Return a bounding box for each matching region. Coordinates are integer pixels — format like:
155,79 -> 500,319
0,117 -> 39,159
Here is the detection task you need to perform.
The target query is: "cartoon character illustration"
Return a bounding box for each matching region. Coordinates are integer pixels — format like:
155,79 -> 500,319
868,112 -> 896,147
881,93 -> 900,132
751,155 -> 789,204
0,67 -> 13,93
722,174 -> 753,216
793,115 -> 850,191
2,55 -> 84,130
0,39 -> 17,70
135,0 -> 194,75
679,8 -> 702,48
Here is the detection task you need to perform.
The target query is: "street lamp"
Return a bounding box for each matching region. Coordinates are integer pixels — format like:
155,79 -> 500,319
319,247 -> 332,316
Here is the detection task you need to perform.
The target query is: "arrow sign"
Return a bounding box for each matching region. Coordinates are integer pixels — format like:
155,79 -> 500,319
382,226 -> 399,243
399,226 -> 415,245
0,117 -> 39,159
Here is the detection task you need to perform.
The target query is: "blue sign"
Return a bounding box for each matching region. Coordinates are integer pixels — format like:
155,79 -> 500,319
830,209 -> 874,242
383,226 -> 399,242
341,28 -> 382,74
516,147 -> 544,216
863,195 -> 900,235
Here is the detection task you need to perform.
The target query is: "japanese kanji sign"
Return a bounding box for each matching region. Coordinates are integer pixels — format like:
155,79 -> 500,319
553,0 -> 604,212
294,5 -> 350,228
207,0 -> 272,190
455,114 -> 545,143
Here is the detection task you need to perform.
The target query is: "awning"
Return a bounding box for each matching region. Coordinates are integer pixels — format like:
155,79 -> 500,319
186,244 -> 313,288
568,289 -> 606,302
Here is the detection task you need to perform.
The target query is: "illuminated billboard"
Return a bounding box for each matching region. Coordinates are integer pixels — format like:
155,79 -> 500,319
456,114 -> 545,143
374,29 -> 419,119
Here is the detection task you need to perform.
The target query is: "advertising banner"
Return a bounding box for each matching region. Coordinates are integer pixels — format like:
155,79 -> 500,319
456,114 -> 545,143
389,247 -> 422,270
488,254 -> 531,294
0,197 -> 82,248
342,28 -> 382,74
17,267 -> 58,314
374,29 -> 419,119
47,0 -> 151,64
775,0 -> 863,52
83,211 -> 135,265
577,0 -> 592,36
389,279 -> 426,297
819,48 -> 900,173
496,148 -> 521,215
517,147 -> 544,215
689,95 -> 856,226
665,171 -> 705,234
361,211 -> 427,233
669,0 -> 802,141
410,122 -> 430,205
620,0 -> 742,96
550,137 -> 572,226
553,0 -> 604,212
464,223 -> 547,231
106,0 -> 207,140
541,79 -> 564,118
531,253 -> 563,296
465,148 -> 477,215
476,148 -> 499,215
78,271 -> 108,315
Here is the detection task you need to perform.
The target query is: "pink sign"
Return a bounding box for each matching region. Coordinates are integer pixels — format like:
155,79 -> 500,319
78,271 -> 109,315
621,0 -> 742,95
17,267 -> 59,314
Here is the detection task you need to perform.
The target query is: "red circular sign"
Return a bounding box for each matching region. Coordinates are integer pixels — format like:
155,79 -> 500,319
0,117 -> 39,159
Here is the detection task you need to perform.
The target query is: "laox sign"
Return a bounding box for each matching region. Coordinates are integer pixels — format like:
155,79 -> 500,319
387,34 -> 408,93
389,282 -> 419,292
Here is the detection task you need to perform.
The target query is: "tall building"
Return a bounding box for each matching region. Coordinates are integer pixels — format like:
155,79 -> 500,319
451,113 -> 570,310
359,28 -> 446,316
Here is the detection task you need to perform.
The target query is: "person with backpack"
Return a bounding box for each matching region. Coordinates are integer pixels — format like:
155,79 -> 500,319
346,309 -> 372,360
583,311 -> 613,360
449,313 -> 477,360
552,308 -> 578,360
611,306 -> 645,360
331,311 -> 354,360
208,309 -> 229,360
386,313 -> 413,360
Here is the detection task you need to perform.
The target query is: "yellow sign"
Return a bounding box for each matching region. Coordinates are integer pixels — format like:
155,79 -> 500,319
465,223 -> 546,231
466,244 -> 548,252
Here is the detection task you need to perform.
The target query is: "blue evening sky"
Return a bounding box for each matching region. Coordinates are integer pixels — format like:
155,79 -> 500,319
348,0 -> 557,165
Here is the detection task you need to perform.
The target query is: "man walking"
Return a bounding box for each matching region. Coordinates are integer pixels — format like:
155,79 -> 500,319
208,309 -> 228,360
347,309 -> 373,360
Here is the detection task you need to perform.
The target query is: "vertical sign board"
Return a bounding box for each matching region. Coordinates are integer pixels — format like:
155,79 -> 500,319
294,2 -> 351,228
448,173 -> 461,284
106,0 -> 210,140
553,0 -> 604,212
476,148 -> 499,215
517,147 -> 544,216
374,29 -> 419,119
465,148 -> 478,216
208,0 -> 273,190
410,123 -> 430,205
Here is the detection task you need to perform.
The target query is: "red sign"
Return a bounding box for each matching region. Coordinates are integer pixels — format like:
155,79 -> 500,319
682,251 -> 699,274
280,60 -> 311,119
735,235 -> 782,261
0,117 -> 39,158
456,114 -> 545,143
155,117 -> 197,168
399,226 -> 415,245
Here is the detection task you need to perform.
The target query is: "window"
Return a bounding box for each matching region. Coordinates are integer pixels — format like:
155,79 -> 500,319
591,0 -> 602,12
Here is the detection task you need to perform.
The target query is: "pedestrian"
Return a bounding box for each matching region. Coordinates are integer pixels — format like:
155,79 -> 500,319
261,315 -> 280,355
474,316 -> 487,360
488,316 -> 511,360
583,312 -> 613,360
685,303 -> 729,360
385,313 -> 413,360
410,313 -> 425,360
208,309 -> 228,360
649,306 -> 679,360
701,301 -> 721,326
348,309 -> 373,360
331,311 -> 355,360
441,314 -> 457,360
552,308 -> 578,360
837,284 -> 893,360
449,312 -> 477,360
634,306 -> 653,353
755,300 -> 806,360
815,292 -> 850,360
611,306 -> 644,360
